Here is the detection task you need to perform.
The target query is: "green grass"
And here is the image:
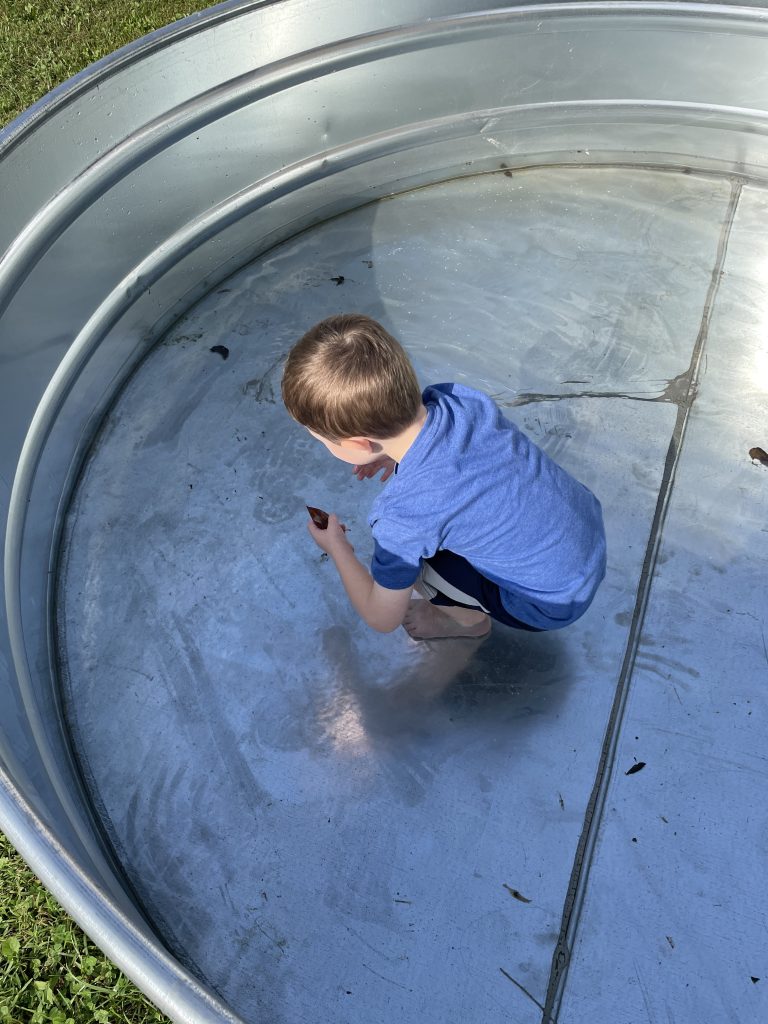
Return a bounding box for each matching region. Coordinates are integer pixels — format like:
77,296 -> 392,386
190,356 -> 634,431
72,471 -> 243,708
0,1 -> 221,128
0,831 -> 168,1022
1,5 -> 226,1017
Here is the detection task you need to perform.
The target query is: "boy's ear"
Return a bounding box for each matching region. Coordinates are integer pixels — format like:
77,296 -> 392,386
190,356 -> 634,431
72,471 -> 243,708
340,437 -> 377,452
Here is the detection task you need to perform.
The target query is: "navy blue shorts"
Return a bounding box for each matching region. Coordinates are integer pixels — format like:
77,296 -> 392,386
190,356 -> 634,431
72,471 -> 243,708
423,550 -> 544,632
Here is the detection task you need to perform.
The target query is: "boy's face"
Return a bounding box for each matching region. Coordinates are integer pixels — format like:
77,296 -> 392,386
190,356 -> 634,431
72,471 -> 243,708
306,428 -> 381,466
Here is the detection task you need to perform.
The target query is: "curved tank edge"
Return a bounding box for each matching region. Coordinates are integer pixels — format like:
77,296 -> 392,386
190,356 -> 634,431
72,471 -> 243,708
0,769 -> 247,1024
0,0 -> 260,157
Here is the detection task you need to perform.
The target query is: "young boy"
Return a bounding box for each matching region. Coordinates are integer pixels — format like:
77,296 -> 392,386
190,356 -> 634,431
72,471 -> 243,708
281,313 -> 606,640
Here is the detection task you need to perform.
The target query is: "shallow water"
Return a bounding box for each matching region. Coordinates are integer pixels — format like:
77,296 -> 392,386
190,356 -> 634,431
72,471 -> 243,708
58,166 -> 768,1022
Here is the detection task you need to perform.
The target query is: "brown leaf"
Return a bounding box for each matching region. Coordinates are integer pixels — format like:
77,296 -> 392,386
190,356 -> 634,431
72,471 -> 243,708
749,447 -> 768,466
306,505 -> 329,529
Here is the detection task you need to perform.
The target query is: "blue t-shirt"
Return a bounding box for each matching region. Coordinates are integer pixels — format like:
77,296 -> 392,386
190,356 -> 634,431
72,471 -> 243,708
369,383 -> 606,629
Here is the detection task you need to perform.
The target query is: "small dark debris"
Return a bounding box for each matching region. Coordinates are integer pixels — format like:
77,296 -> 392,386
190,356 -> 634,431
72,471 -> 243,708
749,446 -> 768,466
660,816 -> 669,823
631,837 -> 638,843
394,898 -> 412,905
625,761 -> 646,776
331,275 -> 345,286
499,162 -> 514,178
558,793 -> 565,810
188,484 -> 193,490
320,553 -> 329,563
210,345 -> 230,360
503,884 -> 531,904
362,260 -> 374,269
346,991 -> 352,995
666,936 -> 675,949
217,288 -> 232,293
751,977 -> 760,984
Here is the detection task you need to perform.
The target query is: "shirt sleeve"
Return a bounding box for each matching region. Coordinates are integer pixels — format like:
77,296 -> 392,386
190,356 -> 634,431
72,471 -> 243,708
370,540 -> 421,590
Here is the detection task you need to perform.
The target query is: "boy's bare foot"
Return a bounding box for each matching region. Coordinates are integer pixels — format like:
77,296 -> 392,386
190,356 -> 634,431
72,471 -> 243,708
403,599 -> 491,640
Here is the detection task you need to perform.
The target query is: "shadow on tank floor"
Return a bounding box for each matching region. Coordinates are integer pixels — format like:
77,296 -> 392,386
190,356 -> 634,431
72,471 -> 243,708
57,166 -> 768,1022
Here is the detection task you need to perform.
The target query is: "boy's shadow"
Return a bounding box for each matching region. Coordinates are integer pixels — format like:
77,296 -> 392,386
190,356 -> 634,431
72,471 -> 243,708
313,623 -> 574,804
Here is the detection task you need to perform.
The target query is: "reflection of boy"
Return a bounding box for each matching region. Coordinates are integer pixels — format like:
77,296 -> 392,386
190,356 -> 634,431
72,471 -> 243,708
281,314 -> 606,640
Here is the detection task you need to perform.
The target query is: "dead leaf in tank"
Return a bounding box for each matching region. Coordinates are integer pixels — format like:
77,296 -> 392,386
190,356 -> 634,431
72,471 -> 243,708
306,505 -> 329,529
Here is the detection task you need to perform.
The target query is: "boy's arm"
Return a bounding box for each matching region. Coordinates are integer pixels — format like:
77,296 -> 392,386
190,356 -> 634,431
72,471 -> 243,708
307,515 -> 412,633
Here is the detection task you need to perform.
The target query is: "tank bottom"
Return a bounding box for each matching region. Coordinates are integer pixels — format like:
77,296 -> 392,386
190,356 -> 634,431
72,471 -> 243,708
57,166 -> 768,1022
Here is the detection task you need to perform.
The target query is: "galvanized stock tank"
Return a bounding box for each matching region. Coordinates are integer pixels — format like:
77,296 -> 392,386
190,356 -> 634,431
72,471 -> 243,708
1,2 -> 767,1021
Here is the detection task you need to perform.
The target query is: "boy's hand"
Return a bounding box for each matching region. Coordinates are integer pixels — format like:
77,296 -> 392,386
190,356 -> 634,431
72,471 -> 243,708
307,513 -> 353,556
353,455 -> 396,482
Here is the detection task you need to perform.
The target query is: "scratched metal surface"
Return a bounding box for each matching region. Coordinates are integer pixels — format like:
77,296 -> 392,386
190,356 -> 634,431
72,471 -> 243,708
56,166 -> 767,1023
557,185 -> 768,1024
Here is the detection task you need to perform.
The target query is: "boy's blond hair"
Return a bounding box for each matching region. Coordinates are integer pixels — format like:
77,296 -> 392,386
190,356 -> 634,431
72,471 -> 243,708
281,314 -> 422,441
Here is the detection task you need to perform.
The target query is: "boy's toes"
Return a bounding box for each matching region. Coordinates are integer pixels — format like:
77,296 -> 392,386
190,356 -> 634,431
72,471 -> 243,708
402,608 -> 420,638
402,598 -> 491,640
403,600 -> 429,638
